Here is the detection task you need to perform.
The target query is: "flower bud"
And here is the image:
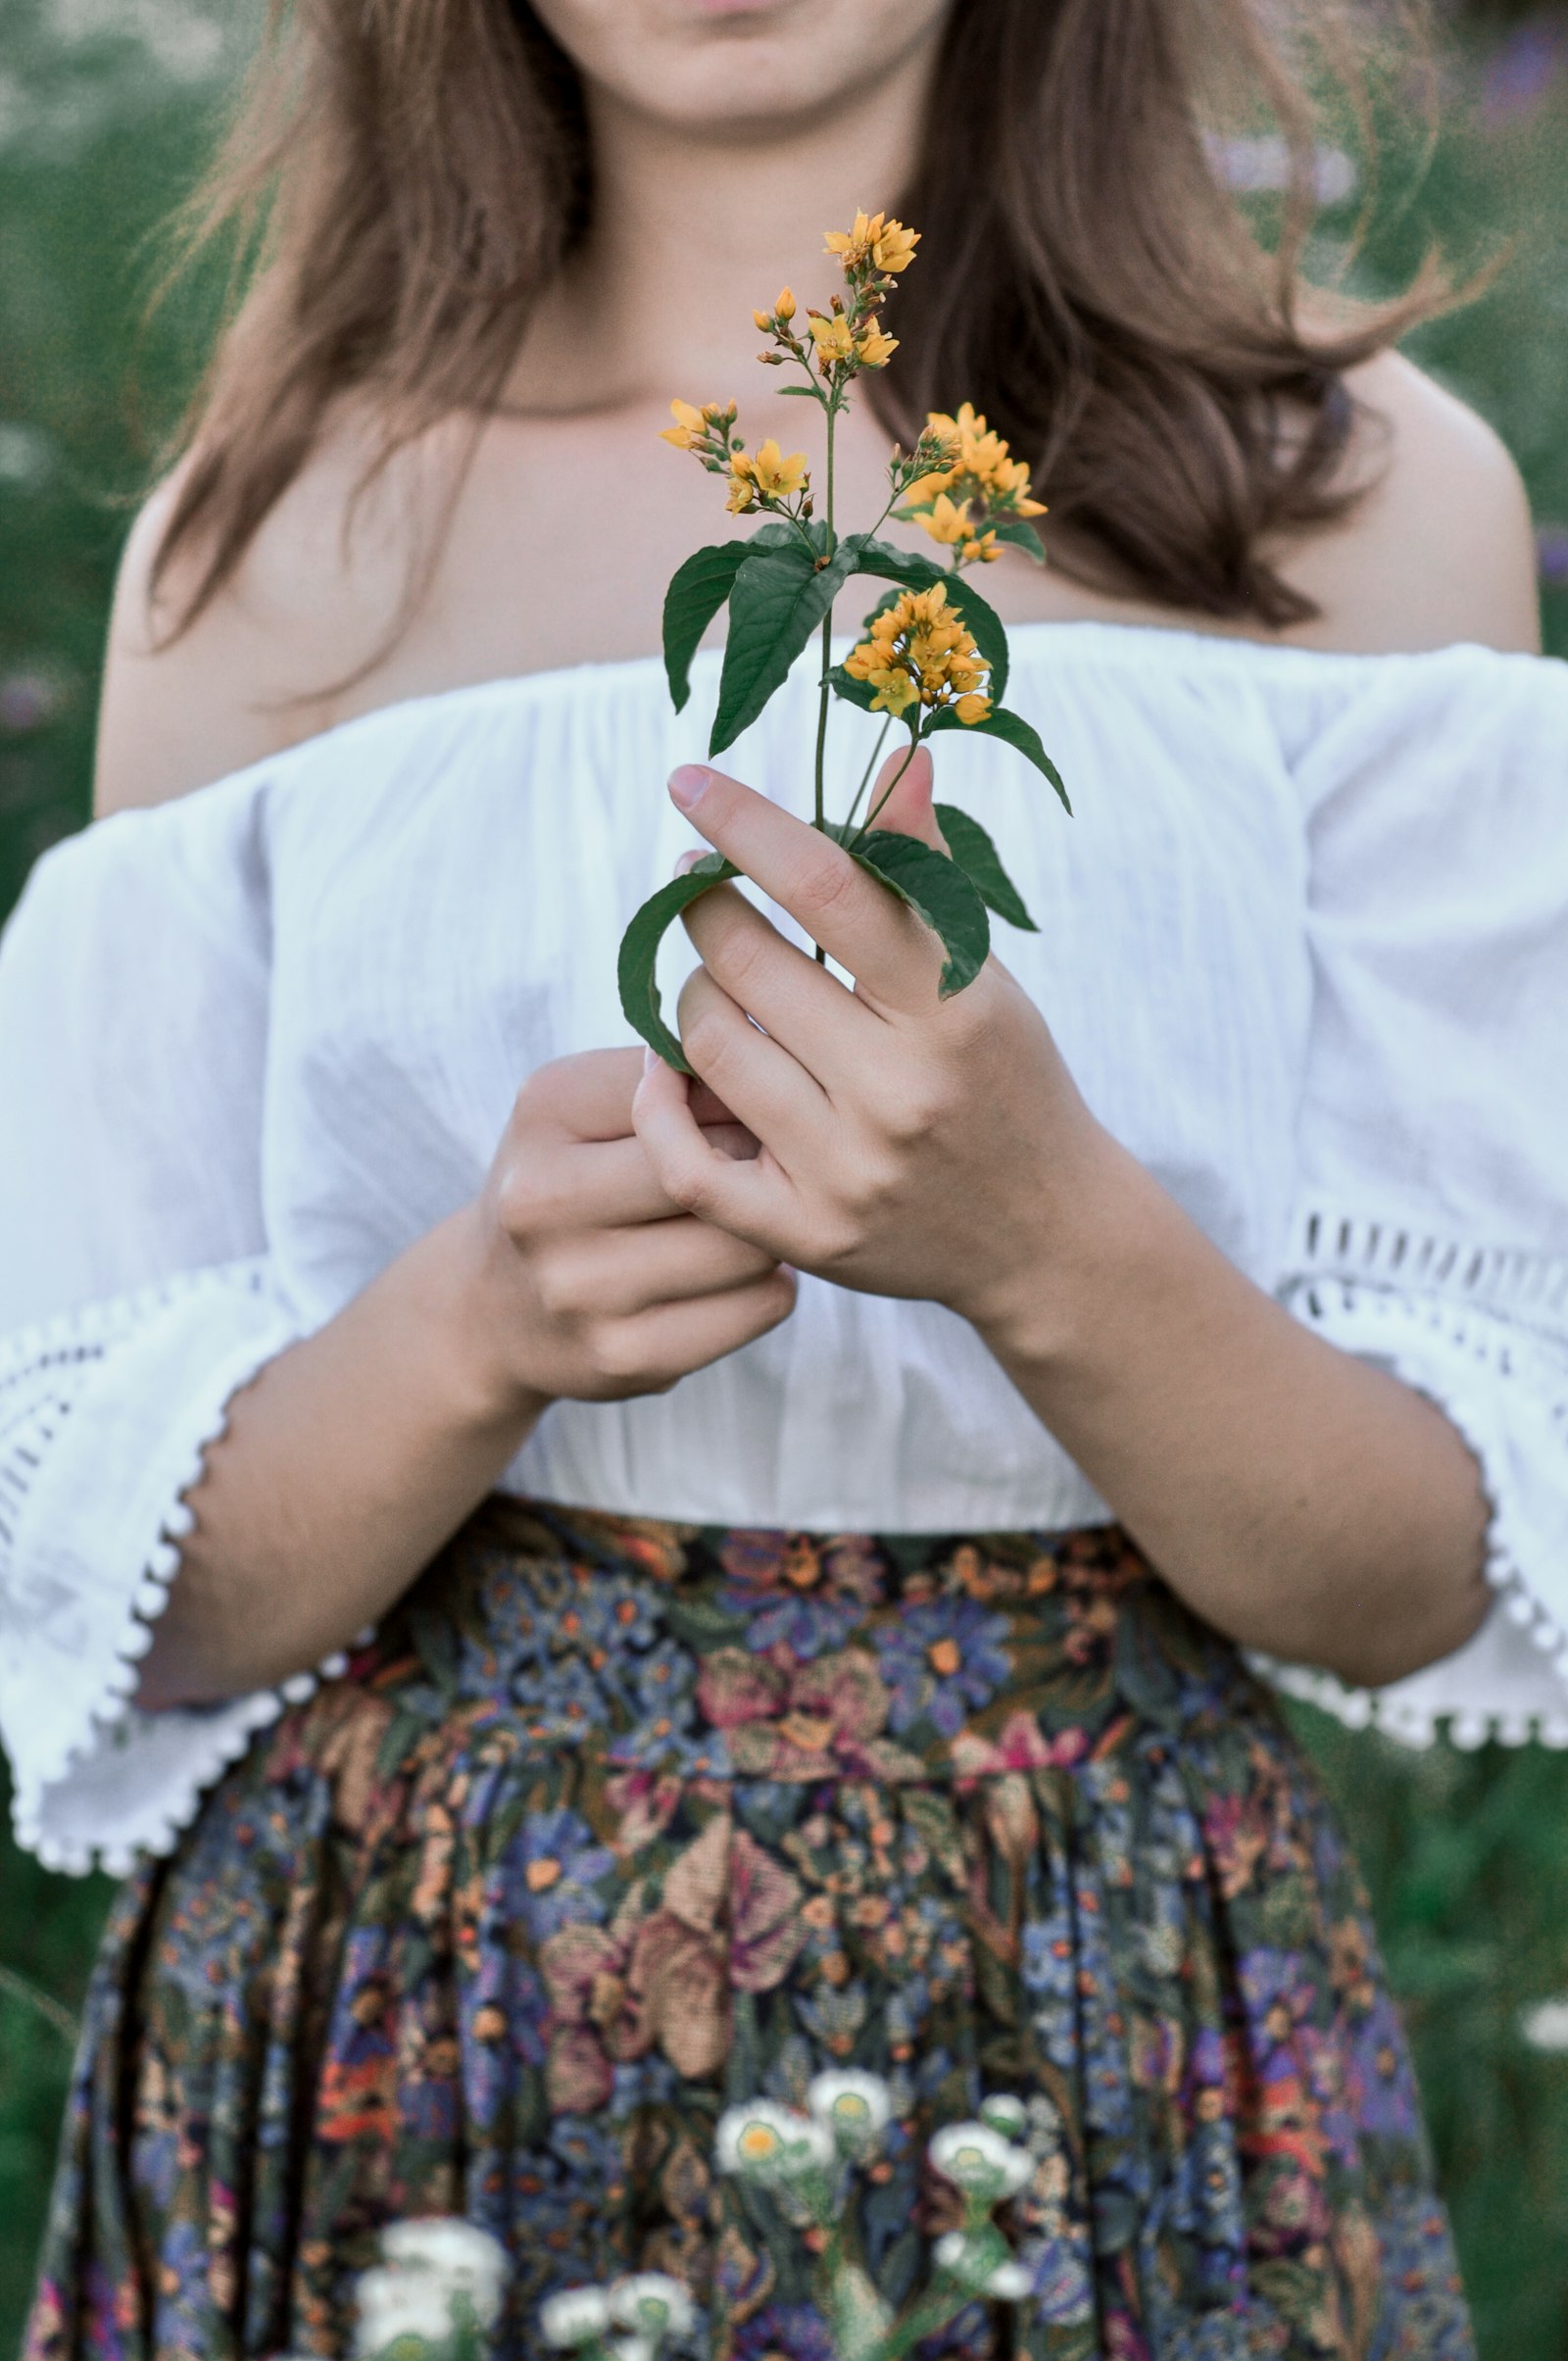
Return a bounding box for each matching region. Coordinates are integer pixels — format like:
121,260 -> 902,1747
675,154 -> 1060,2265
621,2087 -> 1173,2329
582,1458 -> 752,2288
754,309 -> 773,333
775,286 -> 797,320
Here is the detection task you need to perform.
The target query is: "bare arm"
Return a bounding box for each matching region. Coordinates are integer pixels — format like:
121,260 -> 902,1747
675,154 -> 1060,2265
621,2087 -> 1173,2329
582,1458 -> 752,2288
139,1056 -> 794,1707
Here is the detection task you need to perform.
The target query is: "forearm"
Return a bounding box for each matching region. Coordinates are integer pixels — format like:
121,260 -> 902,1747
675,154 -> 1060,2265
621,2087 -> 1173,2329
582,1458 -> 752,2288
977,1136 -> 1492,1688
137,1205 -> 544,1709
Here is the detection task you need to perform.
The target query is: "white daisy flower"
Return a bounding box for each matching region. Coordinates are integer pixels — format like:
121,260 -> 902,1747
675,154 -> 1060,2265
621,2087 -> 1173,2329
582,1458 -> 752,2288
715,2099 -> 834,2182
928,2121 -> 1033,2200
1522,1997 -> 1568,2052
610,2274 -> 696,2341
806,2070 -> 894,2153
540,2286 -> 615,2349
355,2265 -> 461,2355
380,2219 -> 508,2325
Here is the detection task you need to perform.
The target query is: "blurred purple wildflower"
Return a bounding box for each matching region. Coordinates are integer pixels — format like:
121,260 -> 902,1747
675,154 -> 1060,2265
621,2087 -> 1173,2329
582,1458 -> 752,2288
0,672 -> 64,736
1537,525 -> 1568,590
1481,20 -> 1566,129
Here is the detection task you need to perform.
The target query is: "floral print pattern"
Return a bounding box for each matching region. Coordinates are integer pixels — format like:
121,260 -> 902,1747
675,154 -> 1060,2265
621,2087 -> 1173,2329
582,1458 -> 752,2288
25,1499 -> 1474,2361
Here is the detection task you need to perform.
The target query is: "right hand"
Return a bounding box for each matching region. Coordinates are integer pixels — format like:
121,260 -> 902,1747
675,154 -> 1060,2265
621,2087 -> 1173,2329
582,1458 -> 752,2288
459,1048 -> 798,1413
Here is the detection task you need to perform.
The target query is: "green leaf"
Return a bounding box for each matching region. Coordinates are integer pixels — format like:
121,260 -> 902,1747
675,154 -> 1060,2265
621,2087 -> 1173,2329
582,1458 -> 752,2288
851,829 -> 991,997
710,543 -> 851,756
825,663 -> 879,713
661,524 -> 797,713
840,532 -> 947,592
924,703 -> 1071,812
774,383 -> 824,398
989,516 -> 1047,565
933,803 -> 1039,931
842,534 -> 1012,705
616,854 -> 738,1070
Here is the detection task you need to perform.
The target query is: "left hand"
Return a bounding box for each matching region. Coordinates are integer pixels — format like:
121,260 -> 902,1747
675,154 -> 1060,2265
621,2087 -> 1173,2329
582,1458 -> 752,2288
632,745 -> 1111,1339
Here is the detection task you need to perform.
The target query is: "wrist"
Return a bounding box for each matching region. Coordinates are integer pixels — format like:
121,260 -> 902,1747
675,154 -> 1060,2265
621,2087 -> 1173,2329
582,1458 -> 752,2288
416,1202 -> 555,1443
959,1123 -> 1166,1375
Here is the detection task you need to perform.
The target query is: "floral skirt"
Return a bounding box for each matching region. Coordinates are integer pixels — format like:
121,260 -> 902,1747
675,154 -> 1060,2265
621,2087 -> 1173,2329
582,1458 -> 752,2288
27,1500 -> 1473,2361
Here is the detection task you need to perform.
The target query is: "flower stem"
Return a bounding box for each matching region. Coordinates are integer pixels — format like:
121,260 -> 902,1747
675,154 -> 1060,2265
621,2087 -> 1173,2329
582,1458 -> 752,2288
841,714 -> 893,838
812,391 -> 841,963
849,726 -> 921,850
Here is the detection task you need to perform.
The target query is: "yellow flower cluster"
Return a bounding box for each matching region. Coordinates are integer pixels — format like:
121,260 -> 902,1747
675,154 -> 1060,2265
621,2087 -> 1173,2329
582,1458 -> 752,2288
808,311 -> 898,374
901,404 -> 1047,566
726,437 -> 810,516
843,584 -> 992,725
824,210 -> 921,277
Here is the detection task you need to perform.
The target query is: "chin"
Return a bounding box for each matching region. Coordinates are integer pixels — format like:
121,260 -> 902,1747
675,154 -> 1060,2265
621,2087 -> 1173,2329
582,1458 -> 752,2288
529,0 -> 952,134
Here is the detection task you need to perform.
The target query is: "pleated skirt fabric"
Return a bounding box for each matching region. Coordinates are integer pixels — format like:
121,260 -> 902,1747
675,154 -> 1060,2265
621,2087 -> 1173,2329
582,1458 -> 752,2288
26,1499 -> 1474,2360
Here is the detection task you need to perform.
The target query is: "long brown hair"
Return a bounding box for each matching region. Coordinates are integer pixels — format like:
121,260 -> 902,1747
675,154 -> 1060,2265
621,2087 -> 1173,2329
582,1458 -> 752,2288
150,0 -> 1445,636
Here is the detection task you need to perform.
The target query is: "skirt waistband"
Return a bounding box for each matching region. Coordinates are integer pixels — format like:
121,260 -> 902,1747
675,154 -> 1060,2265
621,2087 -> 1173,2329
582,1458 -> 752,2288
345,1496 -> 1260,1789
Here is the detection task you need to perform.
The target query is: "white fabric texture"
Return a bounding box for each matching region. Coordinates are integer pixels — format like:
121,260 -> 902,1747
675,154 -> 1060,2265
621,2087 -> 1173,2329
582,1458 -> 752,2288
0,621 -> 1564,1871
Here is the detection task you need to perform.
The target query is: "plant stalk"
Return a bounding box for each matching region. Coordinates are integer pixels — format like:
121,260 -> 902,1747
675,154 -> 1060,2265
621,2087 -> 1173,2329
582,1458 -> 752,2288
812,388 -> 841,963
850,727 -> 921,850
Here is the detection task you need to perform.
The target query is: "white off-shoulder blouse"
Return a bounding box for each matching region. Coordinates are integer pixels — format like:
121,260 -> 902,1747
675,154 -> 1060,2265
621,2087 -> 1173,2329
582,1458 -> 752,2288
2,621 -> 1566,1874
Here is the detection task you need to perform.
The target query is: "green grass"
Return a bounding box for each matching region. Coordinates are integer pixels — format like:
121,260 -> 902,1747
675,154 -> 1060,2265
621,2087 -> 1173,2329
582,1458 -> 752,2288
2,8 -> 1568,2351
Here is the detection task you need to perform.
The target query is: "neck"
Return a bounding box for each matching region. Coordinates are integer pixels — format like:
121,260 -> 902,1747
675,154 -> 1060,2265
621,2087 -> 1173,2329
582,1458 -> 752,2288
512,53 -> 937,413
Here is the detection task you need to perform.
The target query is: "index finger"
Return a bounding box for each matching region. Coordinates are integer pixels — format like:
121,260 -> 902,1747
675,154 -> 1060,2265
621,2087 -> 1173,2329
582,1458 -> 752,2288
668,762 -> 941,1008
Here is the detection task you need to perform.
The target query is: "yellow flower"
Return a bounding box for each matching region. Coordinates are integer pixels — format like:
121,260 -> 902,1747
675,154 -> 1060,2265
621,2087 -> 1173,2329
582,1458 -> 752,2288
824,209 -> 875,265
748,439 -> 809,500
809,313 -> 858,371
855,326 -> 899,369
914,492 -> 973,548
959,529 -> 1000,566
824,211 -> 920,278
870,218 -> 919,274
775,286 -> 797,321
868,668 -> 920,717
660,397 -> 709,451
955,691 -> 992,725
726,452 -> 758,514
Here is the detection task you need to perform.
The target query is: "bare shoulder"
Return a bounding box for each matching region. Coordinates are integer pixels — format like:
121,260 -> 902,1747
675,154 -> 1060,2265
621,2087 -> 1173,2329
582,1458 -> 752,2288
1285,351 -> 1540,656
95,415 -> 435,816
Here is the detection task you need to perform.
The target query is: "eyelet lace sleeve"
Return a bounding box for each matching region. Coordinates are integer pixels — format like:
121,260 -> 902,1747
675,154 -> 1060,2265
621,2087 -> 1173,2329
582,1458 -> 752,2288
1268,653 -> 1568,1747
0,1265 -> 328,1872
1269,1211 -> 1568,1746
0,780 -> 326,1872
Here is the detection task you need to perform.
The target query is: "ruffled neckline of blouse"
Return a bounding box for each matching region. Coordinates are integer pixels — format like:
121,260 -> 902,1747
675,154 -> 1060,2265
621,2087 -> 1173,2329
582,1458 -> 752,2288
176,617 -> 1547,809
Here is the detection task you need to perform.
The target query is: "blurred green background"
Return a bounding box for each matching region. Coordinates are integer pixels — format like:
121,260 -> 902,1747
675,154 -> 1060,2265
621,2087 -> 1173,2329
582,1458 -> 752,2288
3,0 -> 1568,2349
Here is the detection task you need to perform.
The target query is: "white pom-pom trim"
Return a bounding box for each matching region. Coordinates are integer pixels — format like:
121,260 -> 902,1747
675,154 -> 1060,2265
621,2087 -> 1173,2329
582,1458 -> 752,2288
5,1264 -> 360,1876
1264,1231 -> 1568,1751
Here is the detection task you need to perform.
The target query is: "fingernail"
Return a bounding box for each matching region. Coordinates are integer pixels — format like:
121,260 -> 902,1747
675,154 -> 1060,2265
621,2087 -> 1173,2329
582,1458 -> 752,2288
669,763 -> 713,812
643,1046 -> 659,1074
674,849 -> 703,877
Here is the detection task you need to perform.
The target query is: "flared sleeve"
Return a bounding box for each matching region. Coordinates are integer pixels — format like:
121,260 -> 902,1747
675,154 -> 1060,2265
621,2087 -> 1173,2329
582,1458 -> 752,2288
1271,648 -> 1568,1746
0,781 -> 322,1873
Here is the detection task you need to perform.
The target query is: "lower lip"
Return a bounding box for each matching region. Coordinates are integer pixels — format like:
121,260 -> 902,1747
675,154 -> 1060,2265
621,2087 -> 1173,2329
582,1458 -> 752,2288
683,0 -> 791,14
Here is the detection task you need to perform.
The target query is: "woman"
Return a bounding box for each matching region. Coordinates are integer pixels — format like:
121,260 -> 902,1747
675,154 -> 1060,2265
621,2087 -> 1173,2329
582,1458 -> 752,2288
3,0 -> 1564,2351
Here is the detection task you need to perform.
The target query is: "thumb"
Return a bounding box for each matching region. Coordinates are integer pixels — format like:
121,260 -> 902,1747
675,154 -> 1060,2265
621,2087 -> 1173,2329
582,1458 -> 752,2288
862,740 -> 946,851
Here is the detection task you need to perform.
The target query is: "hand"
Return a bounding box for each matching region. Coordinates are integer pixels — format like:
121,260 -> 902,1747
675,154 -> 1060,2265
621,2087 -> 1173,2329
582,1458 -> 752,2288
632,749 -> 1111,1344
462,1049 -> 797,1412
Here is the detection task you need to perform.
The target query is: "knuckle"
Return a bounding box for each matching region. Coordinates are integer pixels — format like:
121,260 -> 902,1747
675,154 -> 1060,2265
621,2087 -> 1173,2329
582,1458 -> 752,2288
795,853 -> 857,925
531,1251 -> 580,1324
680,1004 -> 734,1078
665,1162 -> 715,1218
495,1159 -> 549,1243
586,1324 -> 643,1390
